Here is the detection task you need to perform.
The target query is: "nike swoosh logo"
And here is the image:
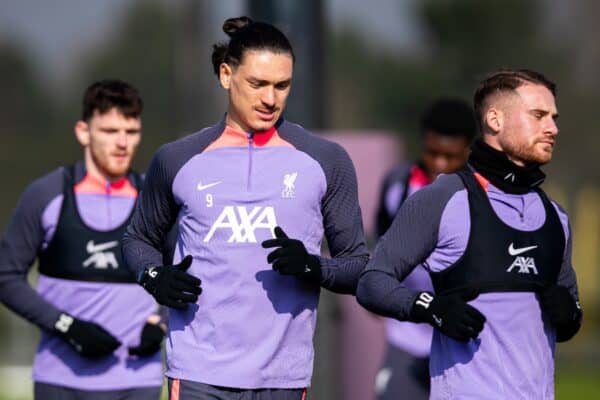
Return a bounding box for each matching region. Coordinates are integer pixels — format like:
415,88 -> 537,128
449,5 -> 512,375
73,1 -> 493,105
86,240 -> 119,253
508,243 -> 538,256
197,181 -> 221,191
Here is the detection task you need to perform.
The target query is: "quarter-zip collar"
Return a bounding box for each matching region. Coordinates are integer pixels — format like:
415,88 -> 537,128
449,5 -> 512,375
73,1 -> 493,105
221,125 -> 278,147
72,161 -> 137,197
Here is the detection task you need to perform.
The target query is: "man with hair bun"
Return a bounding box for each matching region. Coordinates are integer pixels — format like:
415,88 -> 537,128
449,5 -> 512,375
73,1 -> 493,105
124,16 -> 368,400
374,98 -> 476,400
358,69 -> 582,399
0,80 -> 165,400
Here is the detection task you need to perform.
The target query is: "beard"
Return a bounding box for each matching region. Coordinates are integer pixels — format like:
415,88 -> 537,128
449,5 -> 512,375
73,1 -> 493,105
499,134 -> 552,166
90,149 -> 132,180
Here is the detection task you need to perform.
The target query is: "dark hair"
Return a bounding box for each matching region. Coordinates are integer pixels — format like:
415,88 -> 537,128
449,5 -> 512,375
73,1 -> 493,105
420,98 -> 477,143
82,79 -> 143,121
473,69 -> 556,133
211,16 -> 294,76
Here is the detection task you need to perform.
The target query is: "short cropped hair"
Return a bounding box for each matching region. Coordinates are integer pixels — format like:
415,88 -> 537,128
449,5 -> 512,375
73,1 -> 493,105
82,79 -> 143,121
473,69 -> 556,133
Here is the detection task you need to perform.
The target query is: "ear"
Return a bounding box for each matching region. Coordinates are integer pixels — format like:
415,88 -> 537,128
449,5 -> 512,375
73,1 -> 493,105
74,120 -> 90,147
219,63 -> 233,90
484,107 -> 503,134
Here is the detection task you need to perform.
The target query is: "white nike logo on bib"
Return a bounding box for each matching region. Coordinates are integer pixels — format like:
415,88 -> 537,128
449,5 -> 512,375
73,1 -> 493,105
86,240 -> 119,253
508,243 -> 538,256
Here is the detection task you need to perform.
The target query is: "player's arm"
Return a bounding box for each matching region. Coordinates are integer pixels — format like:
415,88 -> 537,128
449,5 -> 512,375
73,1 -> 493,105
357,178 -> 486,342
123,147 -> 201,310
0,174 -> 120,358
0,179 -> 63,330
539,208 -> 582,342
263,144 -> 369,294
357,184 -> 443,319
316,146 -> 370,294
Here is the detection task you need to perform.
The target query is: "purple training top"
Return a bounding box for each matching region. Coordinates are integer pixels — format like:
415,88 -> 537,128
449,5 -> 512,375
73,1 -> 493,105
123,119 -> 369,389
0,162 -> 162,390
358,170 -> 579,399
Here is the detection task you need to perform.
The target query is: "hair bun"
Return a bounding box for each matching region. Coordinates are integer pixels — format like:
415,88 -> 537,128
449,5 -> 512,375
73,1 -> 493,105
223,16 -> 253,37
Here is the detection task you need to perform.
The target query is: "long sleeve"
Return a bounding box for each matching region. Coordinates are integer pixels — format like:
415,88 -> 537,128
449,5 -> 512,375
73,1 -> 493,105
553,205 -> 582,341
0,174 -> 63,331
357,174 -> 462,319
316,144 -> 369,294
123,146 -> 181,273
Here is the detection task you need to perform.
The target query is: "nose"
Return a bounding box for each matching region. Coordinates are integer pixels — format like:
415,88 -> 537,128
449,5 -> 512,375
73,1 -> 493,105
116,132 -> 128,147
547,118 -> 559,136
261,87 -> 276,107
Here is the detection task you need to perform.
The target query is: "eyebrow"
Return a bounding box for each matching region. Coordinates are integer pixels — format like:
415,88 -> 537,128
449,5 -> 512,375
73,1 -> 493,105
98,127 -> 141,132
247,77 -> 292,86
530,108 -> 559,119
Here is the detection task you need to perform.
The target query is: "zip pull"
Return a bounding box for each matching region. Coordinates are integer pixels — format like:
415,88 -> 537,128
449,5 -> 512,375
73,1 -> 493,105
247,131 -> 254,145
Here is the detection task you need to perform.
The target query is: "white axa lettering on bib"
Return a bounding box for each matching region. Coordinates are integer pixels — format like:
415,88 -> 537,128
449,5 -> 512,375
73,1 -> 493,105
204,206 -> 278,243
506,256 -> 538,275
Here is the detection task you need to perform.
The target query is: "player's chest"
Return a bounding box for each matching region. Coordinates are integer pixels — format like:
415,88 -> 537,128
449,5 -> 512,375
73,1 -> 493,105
172,147 -> 327,232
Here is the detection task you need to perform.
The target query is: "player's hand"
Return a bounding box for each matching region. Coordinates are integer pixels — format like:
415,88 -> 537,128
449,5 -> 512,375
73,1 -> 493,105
539,285 -> 582,342
128,319 -> 165,357
410,290 -> 486,342
54,313 -> 121,358
138,255 -> 202,310
262,226 -> 321,282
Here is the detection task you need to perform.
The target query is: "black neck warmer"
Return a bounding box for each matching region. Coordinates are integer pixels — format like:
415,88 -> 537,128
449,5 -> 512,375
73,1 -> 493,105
468,139 -> 546,194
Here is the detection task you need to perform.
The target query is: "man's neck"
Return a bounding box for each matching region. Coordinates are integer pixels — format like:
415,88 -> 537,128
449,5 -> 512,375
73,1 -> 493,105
84,153 -> 124,185
482,134 -> 526,167
225,110 -> 250,134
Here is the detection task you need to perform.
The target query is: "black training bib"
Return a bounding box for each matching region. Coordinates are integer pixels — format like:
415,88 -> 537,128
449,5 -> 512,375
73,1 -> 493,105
38,165 -> 142,283
430,168 -> 564,296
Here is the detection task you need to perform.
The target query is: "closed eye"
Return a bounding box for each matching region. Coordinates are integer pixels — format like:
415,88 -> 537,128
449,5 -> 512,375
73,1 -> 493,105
275,80 -> 291,90
531,110 -> 546,119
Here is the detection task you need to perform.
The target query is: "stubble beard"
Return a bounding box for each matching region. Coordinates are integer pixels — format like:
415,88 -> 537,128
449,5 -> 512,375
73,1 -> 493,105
500,133 -> 551,167
91,149 -> 131,180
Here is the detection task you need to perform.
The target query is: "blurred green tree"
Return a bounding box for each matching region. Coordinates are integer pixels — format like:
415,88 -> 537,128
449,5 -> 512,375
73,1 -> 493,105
78,1 -> 181,171
329,0 -> 568,155
0,43 -> 64,228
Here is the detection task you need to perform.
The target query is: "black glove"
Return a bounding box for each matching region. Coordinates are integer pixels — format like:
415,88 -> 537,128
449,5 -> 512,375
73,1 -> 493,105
54,313 -> 121,358
410,290 -> 486,342
261,226 -> 321,282
137,255 -> 202,310
128,322 -> 165,357
539,285 -> 582,342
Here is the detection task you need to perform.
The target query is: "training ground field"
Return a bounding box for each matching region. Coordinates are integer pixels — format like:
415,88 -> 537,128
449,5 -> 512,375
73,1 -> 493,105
0,369 -> 599,400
